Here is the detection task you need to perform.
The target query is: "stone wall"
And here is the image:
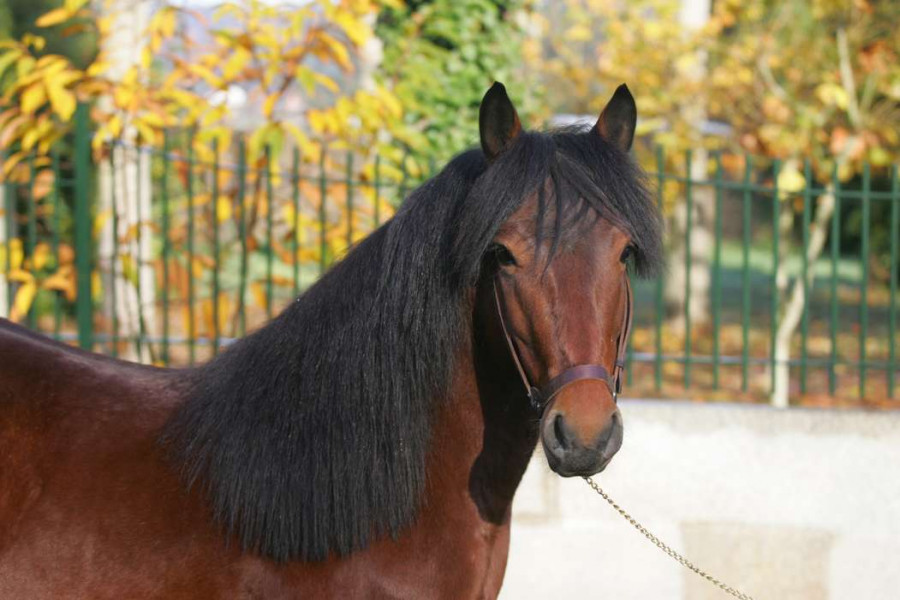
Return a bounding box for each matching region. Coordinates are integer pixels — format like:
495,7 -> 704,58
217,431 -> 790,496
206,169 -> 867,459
502,400 -> 900,599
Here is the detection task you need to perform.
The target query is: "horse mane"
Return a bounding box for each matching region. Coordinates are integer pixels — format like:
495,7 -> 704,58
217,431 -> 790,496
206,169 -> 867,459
160,128 -> 663,562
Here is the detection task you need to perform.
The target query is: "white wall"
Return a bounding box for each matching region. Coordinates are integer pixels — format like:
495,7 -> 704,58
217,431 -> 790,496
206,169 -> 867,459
503,400 -> 900,600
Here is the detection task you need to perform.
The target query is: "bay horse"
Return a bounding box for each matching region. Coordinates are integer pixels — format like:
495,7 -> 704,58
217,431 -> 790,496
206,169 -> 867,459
0,83 -> 662,598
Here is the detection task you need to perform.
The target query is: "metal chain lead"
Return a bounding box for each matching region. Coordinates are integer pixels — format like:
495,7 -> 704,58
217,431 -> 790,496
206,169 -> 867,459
583,477 -> 755,600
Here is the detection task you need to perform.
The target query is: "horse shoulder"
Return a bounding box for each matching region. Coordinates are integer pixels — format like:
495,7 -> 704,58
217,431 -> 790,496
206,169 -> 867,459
0,318 -> 189,545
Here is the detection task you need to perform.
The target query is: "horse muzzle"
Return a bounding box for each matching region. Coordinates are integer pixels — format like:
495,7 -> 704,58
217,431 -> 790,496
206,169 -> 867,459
539,386 -> 623,477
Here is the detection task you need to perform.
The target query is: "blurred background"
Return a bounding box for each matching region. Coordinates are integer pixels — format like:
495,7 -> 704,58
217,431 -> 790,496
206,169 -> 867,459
0,0 -> 898,598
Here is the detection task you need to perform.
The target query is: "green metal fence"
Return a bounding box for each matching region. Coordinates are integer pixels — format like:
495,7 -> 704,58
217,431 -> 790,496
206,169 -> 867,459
1,107 -> 898,406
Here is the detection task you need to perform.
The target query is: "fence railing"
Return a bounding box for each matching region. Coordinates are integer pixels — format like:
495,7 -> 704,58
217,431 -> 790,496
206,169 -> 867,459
1,106 -> 898,406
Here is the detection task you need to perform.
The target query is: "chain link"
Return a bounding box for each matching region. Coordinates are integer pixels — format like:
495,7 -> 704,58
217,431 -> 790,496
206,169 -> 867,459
583,477 -> 755,600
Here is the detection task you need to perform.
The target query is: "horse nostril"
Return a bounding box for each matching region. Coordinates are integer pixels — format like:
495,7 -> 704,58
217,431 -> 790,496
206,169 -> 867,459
553,413 -> 570,451
597,409 -> 624,459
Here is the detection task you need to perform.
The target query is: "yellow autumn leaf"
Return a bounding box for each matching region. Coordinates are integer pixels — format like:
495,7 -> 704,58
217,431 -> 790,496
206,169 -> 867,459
7,268 -> 33,283
333,11 -> 370,46
135,120 -> 156,145
191,193 -> 211,208
86,58 -> 109,77
249,281 -> 268,312
201,292 -> 232,337
0,49 -> 21,80
215,293 -> 231,333
42,264 -> 76,301
138,111 -> 166,128
181,304 -> 195,337
21,34 -> 45,52
815,82 -> 848,110
565,24 -> 592,41
222,46 -> 250,80
270,275 -> 293,288
53,69 -> 81,88
776,162 -> 806,198
317,32 -> 352,71
190,257 -> 207,279
63,0 -> 88,13
10,280 -> 37,322
186,63 -> 223,90
21,126 -> 41,152
307,110 -> 327,134
46,80 -> 76,121
16,55 -> 35,79
376,85 -> 402,118
283,203 -> 297,231
159,8 -> 177,37
313,72 -> 339,93
119,254 -> 139,287
91,270 -> 101,302
34,54 -> 69,76
93,209 -> 112,239
5,238 -> 24,270
262,92 -> 278,119
35,8 -> 72,28
20,82 -> 46,114
32,242 -> 51,270
28,168 -> 53,200
140,46 -> 153,70
106,114 -> 122,138
200,298 -> 216,337
216,196 -> 232,222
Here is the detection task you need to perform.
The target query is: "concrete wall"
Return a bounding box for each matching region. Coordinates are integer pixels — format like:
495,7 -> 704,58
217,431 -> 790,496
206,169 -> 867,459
502,400 -> 900,600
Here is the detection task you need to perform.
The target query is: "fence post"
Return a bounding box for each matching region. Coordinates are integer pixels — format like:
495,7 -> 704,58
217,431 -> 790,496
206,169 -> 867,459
74,103 -> 93,350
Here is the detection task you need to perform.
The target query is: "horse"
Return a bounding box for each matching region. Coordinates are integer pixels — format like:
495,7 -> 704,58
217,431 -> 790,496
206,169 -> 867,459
0,82 -> 663,598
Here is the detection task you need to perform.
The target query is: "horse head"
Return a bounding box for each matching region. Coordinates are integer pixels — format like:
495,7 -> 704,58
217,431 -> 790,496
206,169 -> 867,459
474,82 -> 660,477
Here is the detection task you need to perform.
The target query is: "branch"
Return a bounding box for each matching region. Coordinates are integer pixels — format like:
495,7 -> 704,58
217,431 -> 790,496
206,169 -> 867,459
836,27 -> 861,129
757,53 -> 789,102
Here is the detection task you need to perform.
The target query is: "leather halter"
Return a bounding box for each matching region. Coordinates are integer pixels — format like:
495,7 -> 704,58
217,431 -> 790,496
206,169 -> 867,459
492,274 -> 633,413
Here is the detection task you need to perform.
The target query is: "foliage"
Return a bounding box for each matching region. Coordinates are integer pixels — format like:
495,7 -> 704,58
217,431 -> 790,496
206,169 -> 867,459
539,0 -> 705,155
539,0 -> 900,179
0,0 -> 407,325
0,0 -> 405,186
0,0 -> 97,67
376,0 -> 543,163
705,0 -> 900,180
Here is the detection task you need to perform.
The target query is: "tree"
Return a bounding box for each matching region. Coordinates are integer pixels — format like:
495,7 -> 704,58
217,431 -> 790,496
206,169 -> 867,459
376,0 -> 543,164
0,0 -> 407,340
537,0 -> 900,405
704,0 -> 900,406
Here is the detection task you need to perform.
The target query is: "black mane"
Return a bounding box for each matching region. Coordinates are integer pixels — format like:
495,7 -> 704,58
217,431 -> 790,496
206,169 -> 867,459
161,128 -> 663,562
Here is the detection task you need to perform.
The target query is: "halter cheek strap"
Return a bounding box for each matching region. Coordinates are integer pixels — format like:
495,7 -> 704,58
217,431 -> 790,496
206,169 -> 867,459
492,274 -> 633,412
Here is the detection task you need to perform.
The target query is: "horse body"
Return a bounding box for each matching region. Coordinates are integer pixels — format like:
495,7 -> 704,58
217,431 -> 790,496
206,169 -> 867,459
0,319 -> 531,598
0,83 -> 664,598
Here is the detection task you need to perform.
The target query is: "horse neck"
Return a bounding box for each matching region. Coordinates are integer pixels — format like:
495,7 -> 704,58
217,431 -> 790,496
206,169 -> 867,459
424,308 -> 540,526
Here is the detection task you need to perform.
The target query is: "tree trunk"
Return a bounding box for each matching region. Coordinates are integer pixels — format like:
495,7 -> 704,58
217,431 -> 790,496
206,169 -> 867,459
665,150 -> 713,331
665,0 -> 713,332
99,142 -> 155,361
97,0 -> 154,361
770,186 -> 836,407
770,28 -> 859,407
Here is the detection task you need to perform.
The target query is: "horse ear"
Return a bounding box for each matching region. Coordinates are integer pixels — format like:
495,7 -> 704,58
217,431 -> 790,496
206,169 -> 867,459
479,82 -> 522,163
592,84 -> 637,153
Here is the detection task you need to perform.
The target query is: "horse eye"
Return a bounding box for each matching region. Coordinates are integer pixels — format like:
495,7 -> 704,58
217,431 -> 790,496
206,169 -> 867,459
490,243 -> 517,267
620,245 -> 635,263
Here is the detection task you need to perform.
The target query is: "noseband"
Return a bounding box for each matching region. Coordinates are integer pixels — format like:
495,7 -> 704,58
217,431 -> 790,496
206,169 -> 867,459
492,274 -> 633,413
